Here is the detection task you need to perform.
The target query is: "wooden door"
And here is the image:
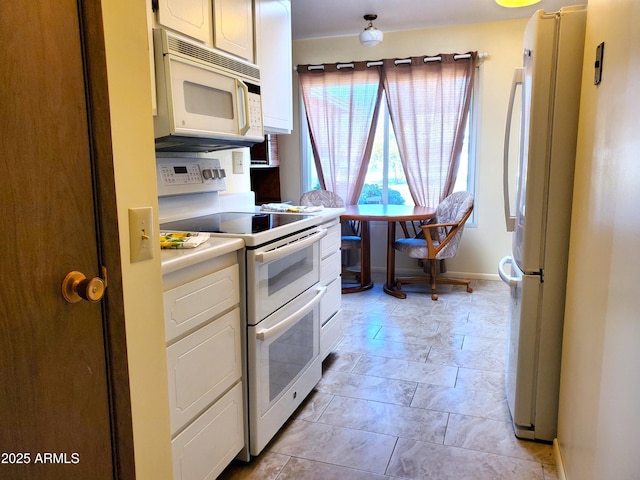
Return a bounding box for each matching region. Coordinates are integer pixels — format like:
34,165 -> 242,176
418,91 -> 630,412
0,1 -> 133,479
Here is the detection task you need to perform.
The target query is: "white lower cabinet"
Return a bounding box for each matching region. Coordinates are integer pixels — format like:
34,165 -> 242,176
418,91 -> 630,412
167,308 -> 242,434
319,218 -> 343,359
171,383 -> 244,480
162,249 -> 244,480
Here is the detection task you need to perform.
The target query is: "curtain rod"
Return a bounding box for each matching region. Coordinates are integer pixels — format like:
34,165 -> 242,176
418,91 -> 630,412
297,52 -> 488,71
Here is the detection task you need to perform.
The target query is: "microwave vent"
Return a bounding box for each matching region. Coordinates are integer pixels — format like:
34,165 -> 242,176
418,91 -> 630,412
166,34 -> 260,83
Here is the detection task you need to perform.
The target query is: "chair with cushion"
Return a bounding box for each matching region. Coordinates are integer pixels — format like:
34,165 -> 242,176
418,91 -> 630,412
300,190 -> 362,290
393,191 -> 474,300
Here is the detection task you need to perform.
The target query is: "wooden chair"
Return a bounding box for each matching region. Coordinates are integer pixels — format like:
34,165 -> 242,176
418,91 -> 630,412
393,191 -> 474,300
299,190 -> 362,288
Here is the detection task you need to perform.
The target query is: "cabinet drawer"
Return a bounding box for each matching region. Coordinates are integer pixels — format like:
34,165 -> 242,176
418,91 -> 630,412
164,264 -> 239,342
320,222 -> 341,259
167,308 -> 242,434
171,382 -> 244,480
321,310 -> 343,360
320,277 -> 341,324
320,250 -> 341,287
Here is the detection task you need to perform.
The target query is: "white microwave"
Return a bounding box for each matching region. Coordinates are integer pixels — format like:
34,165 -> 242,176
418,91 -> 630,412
153,28 -> 264,152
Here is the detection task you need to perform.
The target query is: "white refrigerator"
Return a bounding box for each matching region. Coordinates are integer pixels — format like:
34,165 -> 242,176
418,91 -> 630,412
498,5 -> 586,442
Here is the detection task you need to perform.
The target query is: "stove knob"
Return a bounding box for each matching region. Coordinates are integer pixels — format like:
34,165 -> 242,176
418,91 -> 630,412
202,169 -> 213,180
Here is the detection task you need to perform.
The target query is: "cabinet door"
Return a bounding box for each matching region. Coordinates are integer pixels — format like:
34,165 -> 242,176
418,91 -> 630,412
255,0 -> 293,133
157,0 -> 212,44
213,0 -> 254,61
171,383 -> 244,480
166,308 -> 242,434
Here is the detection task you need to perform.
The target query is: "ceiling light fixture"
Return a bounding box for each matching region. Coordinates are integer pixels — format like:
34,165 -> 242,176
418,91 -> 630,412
359,14 -> 383,47
495,0 -> 541,7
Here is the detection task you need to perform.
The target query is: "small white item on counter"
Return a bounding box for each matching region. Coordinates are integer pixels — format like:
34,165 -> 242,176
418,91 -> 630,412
260,203 -> 324,213
160,232 -> 209,249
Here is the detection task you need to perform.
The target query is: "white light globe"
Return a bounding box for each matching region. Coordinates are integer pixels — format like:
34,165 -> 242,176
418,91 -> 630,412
359,28 -> 383,47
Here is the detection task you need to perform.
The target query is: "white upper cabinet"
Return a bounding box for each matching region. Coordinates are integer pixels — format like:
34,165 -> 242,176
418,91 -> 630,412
156,0 -> 212,44
254,0 -> 292,134
213,0 -> 255,61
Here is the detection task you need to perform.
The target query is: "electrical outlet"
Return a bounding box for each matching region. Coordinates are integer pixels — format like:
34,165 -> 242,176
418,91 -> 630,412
232,151 -> 245,174
129,207 -> 154,263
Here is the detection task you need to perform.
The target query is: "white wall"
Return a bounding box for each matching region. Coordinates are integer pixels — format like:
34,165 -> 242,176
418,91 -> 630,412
557,0 -> 640,478
280,19 -> 530,278
101,1 -> 173,478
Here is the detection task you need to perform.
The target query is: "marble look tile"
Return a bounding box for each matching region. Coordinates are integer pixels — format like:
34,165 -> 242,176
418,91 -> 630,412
341,321 -> 383,338
341,298 -> 399,317
387,437 -> 547,480
319,395 -> 449,444
340,309 -> 390,326
336,333 -> 432,362
374,325 -> 464,350
352,355 -> 459,387
427,347 -> 505,373
292,389 -> 333,422
438,318 -> 507,339
316,369 -> 417,405
268,419 -> 397,474
391,298 -> 450,317
444,414 -> 556,465
468,309 -> 510,326
322,350 -> 363,372
276,457 -> 395,480
456,367 -> 505,394
427,311 -> 472,326
462,334 -> 507,353
411,383 -> 511,422
217,452 -> 290,480
374,313 -> 441,333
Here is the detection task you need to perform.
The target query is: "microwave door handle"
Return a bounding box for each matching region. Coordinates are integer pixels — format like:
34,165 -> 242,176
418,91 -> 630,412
256,286 -> 326,341
254,228 -> 327,263
236,79 -> 251,136
503,67 -> 522,233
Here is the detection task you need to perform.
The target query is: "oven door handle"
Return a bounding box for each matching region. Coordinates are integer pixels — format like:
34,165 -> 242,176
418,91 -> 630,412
256,286 -> 326,341
254,228 -> 327,263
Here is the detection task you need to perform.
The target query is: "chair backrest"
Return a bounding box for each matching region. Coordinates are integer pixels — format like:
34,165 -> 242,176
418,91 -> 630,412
300,190 -> 345,208
432,191 -> 474,259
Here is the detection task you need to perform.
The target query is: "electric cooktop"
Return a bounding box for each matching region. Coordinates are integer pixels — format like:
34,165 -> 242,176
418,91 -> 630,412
160,211 -> 315,238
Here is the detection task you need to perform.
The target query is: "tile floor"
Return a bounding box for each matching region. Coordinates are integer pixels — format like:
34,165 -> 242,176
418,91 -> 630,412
220,274 -> 558,480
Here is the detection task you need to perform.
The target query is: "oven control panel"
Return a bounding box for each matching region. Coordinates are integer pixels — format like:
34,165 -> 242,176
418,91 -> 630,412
156,157 -> 226,197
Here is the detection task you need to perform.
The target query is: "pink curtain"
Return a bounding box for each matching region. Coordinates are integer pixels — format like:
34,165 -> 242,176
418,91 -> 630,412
298,62 -> 383,205
383,53 -> 476,207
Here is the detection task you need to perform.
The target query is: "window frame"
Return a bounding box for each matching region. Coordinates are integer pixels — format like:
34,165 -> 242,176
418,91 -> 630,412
299,65 -> 480,226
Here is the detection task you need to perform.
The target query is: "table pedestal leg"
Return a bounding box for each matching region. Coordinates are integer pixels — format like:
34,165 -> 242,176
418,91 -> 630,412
383,221 -> 407,299
341,220 -> 373,294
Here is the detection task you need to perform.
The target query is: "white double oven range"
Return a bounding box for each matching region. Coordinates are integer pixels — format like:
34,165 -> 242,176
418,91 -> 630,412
157,156 -> 343,461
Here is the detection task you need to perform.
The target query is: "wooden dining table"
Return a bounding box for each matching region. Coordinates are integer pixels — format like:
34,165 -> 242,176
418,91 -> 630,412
340,204 -> 436,298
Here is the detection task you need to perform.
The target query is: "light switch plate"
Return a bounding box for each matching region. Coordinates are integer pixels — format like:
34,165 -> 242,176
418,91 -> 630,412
232,151 -> 245,174
129,207 -> 154,263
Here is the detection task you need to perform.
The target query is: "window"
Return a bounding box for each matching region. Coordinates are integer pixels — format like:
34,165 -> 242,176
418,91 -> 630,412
304,89 -> 476,207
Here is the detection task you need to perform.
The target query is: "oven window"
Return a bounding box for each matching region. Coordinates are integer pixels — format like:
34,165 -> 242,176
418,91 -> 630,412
266,245 -> 314,296
268,311 -> 314,402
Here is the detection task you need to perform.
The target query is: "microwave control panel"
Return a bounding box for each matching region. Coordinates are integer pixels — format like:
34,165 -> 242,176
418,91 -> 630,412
156,158 -> 226,197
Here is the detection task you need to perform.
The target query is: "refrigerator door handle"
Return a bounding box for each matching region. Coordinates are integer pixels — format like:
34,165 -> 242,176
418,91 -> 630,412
503,68 -> 523,232
498,255 -> 520,287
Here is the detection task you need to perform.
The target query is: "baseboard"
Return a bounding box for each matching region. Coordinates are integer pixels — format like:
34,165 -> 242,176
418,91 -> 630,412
371,266 -> 500,282
553,438 -> 567,480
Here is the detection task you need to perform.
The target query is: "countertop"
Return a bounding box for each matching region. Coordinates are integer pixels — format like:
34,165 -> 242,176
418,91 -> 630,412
161,237 -> 244,276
